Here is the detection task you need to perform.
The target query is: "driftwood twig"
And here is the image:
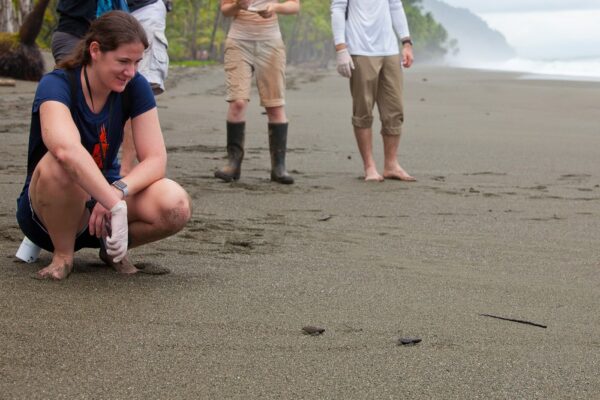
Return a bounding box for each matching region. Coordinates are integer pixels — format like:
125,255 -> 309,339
479,313 -> 547,329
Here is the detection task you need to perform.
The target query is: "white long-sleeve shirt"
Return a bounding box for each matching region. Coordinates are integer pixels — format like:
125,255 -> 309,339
331,0 -> 410,56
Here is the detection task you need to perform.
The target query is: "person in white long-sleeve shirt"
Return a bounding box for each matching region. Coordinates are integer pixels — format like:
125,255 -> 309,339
331,0 -> 415,181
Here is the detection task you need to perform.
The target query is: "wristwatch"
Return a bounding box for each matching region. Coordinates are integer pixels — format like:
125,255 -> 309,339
401,38 -> 413,46
112,180 -> 129,198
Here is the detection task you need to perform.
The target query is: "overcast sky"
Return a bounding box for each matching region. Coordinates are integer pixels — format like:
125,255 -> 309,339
440,0 -> 600,13
438,0 -> 600,59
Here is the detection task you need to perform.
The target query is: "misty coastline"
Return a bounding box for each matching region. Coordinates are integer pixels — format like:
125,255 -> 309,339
422,0 -> 600,81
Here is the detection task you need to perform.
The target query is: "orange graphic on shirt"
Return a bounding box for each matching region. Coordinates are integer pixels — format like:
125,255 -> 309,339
91,123 -> 109,169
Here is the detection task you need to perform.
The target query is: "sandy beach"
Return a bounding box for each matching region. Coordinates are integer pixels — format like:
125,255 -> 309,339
1,63 -> 599,399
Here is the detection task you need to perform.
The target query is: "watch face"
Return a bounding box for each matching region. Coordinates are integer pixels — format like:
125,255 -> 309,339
112,180 -> 128,197
114,181 -> 124,189
113,180 -> 127,190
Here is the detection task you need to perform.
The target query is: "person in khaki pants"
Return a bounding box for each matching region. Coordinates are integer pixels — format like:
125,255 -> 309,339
215,0 -> 300,184
331,0 -> 415,182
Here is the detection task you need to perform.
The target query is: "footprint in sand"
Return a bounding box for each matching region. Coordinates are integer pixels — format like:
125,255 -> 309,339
558,174 -> 591,182
464,171 -> 507,176
525,215 -> 564,221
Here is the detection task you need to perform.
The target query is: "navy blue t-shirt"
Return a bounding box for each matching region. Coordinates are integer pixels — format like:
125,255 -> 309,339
22,67 -> 156,194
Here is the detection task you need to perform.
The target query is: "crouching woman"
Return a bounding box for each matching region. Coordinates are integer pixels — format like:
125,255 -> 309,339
16,11 -> 191,280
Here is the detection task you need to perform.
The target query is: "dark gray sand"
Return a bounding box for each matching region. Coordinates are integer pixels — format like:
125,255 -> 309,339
1,64 -> 599,399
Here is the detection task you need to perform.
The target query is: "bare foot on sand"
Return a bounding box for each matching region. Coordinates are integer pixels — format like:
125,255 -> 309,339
383,164 -> 416,181
35,256 -> 73,280
365,166 -> 384,182
99,248 -> 139,275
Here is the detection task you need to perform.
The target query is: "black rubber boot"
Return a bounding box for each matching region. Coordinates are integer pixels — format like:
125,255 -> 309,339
215,121 -> 245,182
268,123 -> 294,184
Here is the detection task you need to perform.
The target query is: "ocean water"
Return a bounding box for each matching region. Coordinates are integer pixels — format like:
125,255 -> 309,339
457,57 -> 600,81
466,8 -> 600,80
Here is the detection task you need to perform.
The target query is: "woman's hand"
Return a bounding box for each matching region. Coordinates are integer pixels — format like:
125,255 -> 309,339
221,0 -> 250,16
105,201 -> 129,263
89,201 -> 111,238
236,0 -> 251,10
258,3 -> 276,18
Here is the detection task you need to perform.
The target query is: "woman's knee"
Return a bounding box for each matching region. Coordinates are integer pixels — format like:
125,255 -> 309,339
265,106 -> 286,122
33,153 -> 79,192
228,99 -> 248,119
158,183 -> 192,233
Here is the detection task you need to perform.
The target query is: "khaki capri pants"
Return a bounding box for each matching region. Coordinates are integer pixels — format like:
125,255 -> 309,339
350,54 -> 404,136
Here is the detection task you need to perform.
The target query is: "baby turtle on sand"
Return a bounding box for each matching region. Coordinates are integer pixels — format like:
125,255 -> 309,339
398,337 -> 422,346
302,326 -> 325,336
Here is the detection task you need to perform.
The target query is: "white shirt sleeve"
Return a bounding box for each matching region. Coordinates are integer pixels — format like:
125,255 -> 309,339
331,0 -> 349,46
389,0 -> 410,39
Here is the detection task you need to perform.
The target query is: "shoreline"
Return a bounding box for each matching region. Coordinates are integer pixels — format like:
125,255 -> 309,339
443,58 -> 600,82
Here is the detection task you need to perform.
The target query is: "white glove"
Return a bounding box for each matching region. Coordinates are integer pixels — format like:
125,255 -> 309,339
336,48 -> 355,78
105,200 -> 128,263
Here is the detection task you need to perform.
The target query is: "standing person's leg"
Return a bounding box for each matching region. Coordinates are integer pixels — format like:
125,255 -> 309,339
381,135 -> 414,181
378,55 -> 415,181
256,38 -> 293,184
264,106 -> 286,123
131,1 -> 169,95
353,127 -> 382,181
350,56 -> 383,181
266,116 -> 294,184
121,0 -> 170,176
214,101 -> 247,182
215,38 -> 253,182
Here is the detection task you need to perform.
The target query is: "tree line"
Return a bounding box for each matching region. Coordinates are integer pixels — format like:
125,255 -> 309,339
166,0 -> 449,64
6,0 -> 450,65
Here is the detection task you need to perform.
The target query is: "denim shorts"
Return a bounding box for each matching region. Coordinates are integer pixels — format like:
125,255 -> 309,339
16,184 -> 102,252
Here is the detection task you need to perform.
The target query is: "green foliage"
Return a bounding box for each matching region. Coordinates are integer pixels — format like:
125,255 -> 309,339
404,0 -> 449,61
166,0 -> 228,61
279,0 -> 332,65
0,32 -> 20,51
171,59 -> 217,67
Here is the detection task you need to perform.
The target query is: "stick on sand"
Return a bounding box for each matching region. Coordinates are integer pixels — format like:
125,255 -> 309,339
479,313 -> 547,329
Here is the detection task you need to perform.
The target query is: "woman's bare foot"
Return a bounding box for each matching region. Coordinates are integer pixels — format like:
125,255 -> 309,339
35,256 -> 73,280
364,166 -> 384,182
99,247 -> 138,275
383,164 -> 416,181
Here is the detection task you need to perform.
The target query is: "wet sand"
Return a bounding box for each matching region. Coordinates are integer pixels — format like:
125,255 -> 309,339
1,63 -> 599,399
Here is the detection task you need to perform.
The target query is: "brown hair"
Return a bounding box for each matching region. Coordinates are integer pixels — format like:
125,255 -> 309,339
57,11 -> 149,70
